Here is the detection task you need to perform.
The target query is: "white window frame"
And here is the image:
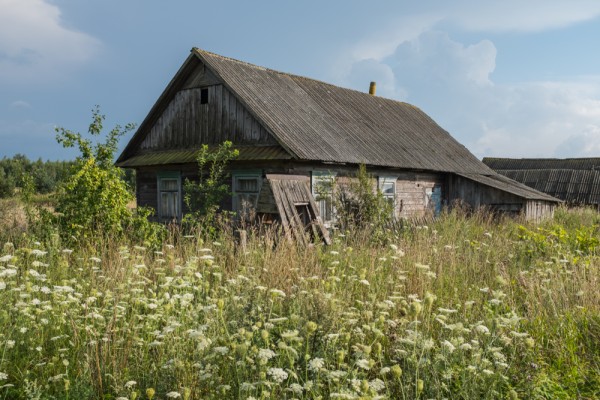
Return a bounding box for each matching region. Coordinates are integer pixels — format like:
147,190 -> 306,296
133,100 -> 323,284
378,175 -> 397,211
311,171 -> 336,226
232,171 -> 262,218
157,171 -> 181,221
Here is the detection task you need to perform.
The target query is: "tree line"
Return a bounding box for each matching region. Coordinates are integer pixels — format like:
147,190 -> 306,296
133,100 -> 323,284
0,154 -> 135,198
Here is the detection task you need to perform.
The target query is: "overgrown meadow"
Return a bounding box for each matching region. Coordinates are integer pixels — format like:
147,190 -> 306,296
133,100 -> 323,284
1,205 -> 599,399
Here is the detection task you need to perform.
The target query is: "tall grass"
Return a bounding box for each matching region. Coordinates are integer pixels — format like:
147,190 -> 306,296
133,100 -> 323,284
0,205 -> 599,399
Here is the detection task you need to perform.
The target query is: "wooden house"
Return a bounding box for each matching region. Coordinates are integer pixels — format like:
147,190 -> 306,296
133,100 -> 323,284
483,157 -> 600,208
116,48 -> 559,237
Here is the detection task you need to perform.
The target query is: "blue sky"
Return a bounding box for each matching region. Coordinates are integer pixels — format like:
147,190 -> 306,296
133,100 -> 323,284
2,0 -> 600,161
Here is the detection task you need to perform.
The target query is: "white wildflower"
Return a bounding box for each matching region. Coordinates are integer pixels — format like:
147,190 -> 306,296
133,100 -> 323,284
213,346 -> 229,355
356,359 -> 371,370
166,391 -> 181,398
288,383 -> 304,394
474,325 -> 490,335
257,348 -> 276,361
124,380 -> 137,389
0,372 -> 7,380
510,331 -> 529,338
438,308 -> 458,314
0,255 -> 13,263
308,357 -> 325,371
269,289 -> 286,298
442,340 -> 456,353
369,378 -> 385,392
460,343 -> 473,351
267,367 -> 288,383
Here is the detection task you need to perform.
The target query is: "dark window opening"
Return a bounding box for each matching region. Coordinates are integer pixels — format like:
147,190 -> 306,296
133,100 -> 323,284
200,88 -> 209,104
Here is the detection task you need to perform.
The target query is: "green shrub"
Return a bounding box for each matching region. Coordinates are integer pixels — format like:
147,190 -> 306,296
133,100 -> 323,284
53,106 -> 164,246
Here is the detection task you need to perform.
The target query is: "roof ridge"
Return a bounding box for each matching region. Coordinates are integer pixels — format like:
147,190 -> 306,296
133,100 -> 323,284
192,47 -> 417,109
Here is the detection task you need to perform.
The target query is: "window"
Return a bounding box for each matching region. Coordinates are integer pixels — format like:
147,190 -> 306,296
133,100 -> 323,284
311,171 -> 335,225
378,176 -> 397,210
232,172 -> 262,218
157,172 -> 181,221
200,88 -> 209,104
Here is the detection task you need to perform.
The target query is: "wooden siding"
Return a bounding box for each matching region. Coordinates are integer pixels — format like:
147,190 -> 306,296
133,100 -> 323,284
395,172 -> 444,218
135,164 -> 233,221
139,85 -> 277,153
335,171 -> 445,219
448,174 -> 555,220
181,63 -> 220,89
525,201 -> 555,222
448,174 -> 524,210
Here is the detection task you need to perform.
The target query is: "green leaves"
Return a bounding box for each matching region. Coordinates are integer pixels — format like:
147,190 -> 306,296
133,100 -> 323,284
53,107 -> 163,246
183,141 -> 239,231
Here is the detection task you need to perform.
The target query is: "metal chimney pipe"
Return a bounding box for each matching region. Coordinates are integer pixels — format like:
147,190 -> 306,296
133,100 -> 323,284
369,81 -> 376,96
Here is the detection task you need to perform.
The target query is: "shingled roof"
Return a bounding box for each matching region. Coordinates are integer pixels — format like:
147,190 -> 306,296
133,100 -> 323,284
483,158 -> 600,204
196,48 -> 496,174
117,49 -> 558,203
119,48 -> 496,174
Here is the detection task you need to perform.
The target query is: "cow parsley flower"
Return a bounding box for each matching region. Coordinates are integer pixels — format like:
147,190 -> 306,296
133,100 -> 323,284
257,348 -> 276,361
356,359 -> 371,370
124,380 -> 137,389
308,357 -> 325,371
267,367 -> 288,383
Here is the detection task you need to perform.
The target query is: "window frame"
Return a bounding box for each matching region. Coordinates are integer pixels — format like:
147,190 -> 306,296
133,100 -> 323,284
311,171 -> 336,226
232,170 -> 262,218
157,171 -> 182,221
378,175 -> 398,211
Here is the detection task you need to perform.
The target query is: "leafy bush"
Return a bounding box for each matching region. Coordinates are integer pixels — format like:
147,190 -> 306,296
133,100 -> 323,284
335,164 -> 394,239
53,107 -> 164,246
183,141 -> 239,235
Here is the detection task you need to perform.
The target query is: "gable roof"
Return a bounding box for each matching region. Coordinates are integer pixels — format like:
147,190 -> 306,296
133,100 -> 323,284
482,157 -> 600,204
118,48 -> 494,174
195,48 -> 494,174
116,48 -> 558,203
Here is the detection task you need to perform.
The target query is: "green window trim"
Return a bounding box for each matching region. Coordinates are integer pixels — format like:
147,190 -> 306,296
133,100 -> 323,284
311,171 -> 336,225
157,171 -> 181,221
232,170 -> 262,218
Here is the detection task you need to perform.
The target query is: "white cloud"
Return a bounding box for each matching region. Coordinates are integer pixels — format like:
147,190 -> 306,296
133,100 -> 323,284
0,0 -> 101,84
448,0 -> 600,33
473,81 -> 600,157
10,100 -> 31,109
348,1 -> 600,63
341,30 -> 600,158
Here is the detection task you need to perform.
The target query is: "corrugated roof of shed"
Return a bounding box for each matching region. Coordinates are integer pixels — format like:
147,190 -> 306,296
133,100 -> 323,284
457,173 -> 561,202
493,169 -> 600,204
483,157 -> 600,171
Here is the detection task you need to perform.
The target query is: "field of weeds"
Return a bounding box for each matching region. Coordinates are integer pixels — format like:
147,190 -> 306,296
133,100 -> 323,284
0,206 -> 599,399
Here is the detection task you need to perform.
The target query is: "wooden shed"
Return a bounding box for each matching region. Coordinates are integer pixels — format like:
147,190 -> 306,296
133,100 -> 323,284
116,48 -> 559,233
483,157 -> 600,208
